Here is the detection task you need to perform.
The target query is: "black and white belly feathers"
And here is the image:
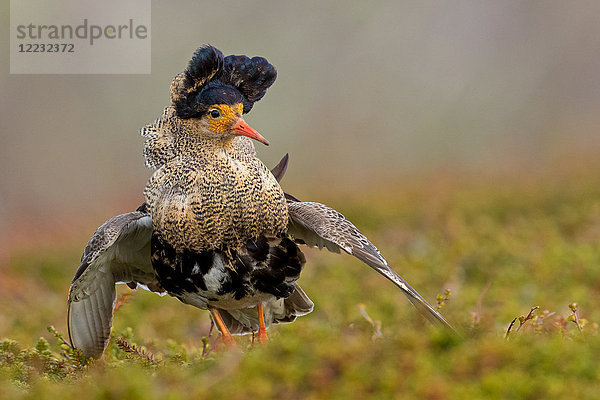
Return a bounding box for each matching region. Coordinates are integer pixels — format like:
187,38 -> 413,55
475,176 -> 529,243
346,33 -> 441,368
151,232 -> 305,310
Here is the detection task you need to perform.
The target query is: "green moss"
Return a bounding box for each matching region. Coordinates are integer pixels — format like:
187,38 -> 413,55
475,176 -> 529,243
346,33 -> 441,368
3,170 -> 600,399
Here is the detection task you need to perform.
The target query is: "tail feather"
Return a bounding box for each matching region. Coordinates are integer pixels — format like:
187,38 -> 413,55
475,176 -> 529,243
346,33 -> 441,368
283,284 -> 314,319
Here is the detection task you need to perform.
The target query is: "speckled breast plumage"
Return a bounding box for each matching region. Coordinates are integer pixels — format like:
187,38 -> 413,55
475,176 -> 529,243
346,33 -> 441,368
142,107 -> 303,309
145,150 -> 288,252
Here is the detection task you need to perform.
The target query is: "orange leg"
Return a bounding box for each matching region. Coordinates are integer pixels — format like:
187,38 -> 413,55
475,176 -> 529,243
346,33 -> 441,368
209,308 -> 235,347
257,303 -> 269,344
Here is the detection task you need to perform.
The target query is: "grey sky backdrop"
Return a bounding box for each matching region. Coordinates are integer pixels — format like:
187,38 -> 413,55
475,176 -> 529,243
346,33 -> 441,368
2,1 -> 600,239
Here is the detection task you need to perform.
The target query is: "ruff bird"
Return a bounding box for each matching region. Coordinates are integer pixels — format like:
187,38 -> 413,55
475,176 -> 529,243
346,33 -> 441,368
67,45 -> 456,358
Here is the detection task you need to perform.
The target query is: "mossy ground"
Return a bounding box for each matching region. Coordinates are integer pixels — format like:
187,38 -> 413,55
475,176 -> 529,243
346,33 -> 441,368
2,167 -> 600,399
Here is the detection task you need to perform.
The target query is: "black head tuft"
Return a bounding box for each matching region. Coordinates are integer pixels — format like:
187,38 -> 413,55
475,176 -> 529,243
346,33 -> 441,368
188,46 -> 224,82
170,45 -> 277,118
171,45 -> 224,118
221,55 -> 277,113
195,81 -> 244,109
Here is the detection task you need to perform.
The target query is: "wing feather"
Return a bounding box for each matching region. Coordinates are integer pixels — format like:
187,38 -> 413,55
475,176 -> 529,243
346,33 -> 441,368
270,153 -> 289,183
68,211 -> 158,358
287,201 -> 457,333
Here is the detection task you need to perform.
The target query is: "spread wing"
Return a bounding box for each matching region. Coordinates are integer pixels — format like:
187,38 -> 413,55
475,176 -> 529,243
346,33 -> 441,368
67,210 -> 160,358
286,201 -> 457,333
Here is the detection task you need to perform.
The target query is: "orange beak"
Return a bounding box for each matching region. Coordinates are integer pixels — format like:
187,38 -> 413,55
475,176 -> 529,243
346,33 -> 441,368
232,118 -> 270,146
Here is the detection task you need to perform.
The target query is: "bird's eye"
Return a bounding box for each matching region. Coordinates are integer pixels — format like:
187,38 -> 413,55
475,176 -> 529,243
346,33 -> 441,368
209,108 -> 222,119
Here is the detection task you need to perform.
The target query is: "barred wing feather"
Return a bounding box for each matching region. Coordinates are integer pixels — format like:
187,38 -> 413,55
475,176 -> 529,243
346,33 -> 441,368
286,201 -> 456,333
67,211 -> 159,358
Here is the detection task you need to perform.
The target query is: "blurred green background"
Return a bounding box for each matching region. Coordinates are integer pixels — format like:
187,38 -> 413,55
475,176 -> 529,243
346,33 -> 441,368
2,1 -> 600,398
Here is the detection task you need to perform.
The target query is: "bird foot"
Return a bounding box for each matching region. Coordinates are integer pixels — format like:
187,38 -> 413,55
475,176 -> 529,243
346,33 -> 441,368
257,328 -> 268,344
221,333 -> 237,348
210,307 -> 237,349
